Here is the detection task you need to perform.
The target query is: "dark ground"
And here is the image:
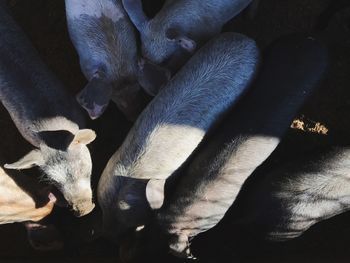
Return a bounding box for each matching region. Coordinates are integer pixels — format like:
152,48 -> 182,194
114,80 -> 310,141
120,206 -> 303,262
0,0 -> 350,262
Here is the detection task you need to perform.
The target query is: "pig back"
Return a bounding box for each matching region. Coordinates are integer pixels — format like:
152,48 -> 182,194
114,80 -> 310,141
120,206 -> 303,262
117,32 -> 260,181
0,5 -> 85,145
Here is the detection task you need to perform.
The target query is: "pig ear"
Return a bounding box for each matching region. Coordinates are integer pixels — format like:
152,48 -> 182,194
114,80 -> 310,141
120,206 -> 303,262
122,0 -> 150,33
166,28 -> 197,53
4,149 -> 44,170
71,129 -> 96,146
146,179 -> 166,210
137,58 -> 171,96
38,130 -> 75,151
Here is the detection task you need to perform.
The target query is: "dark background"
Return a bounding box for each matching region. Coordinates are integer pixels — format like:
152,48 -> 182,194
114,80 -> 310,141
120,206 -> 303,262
0,0 -> 350,262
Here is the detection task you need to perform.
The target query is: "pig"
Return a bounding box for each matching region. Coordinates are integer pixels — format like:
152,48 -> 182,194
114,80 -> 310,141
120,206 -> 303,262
233,146 -> 350,242
0,164 -> 63,251
122,0 -> 253,73
97,32 -> 259,240
121,34 -> 329,260
0,166 -> 55,225
156,34 -> 329,259
0,4 -> 96,217
65,0 -> 170,120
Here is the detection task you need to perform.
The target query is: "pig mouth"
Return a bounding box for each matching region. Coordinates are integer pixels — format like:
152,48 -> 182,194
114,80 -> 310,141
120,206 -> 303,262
72,202 -> 96,217
48,185 -> 95,217
81,101 -> 108,120
76,92 -> 108,119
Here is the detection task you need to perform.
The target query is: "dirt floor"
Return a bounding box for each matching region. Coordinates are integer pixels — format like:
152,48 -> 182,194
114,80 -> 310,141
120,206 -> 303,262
0,0 -> 350,262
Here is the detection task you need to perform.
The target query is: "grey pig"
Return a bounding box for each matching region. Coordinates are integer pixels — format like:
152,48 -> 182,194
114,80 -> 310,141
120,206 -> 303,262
0,4 -> 96,217
122,0 -> 253,73
124,34 -> 328,259
65,0 -> 170,120
235,145 -> 350,242
97,32 -> 259,240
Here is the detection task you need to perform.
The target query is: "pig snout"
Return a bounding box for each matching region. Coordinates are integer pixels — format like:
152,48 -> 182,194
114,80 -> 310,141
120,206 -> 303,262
63,181 -> 95,217
84,103 -> 107,120
72,200 -> 95,217
76,91 -> 107,120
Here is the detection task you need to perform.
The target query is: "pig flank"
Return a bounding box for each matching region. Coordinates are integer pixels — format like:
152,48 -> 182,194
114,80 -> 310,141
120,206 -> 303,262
237,146 -> 350,241
154,35 -> 328,258
97,33 -> 259,238
0,5 -> 96,217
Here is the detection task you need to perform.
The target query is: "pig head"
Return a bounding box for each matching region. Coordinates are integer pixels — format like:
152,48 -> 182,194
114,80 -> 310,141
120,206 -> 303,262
4,129 -> 96,217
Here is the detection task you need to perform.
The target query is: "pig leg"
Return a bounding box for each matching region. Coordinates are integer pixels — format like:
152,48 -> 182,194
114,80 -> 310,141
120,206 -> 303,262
122,0 -> 149,32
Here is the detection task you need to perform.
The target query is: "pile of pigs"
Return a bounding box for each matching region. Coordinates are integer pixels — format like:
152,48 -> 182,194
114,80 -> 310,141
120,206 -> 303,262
0,0 -> 349,261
